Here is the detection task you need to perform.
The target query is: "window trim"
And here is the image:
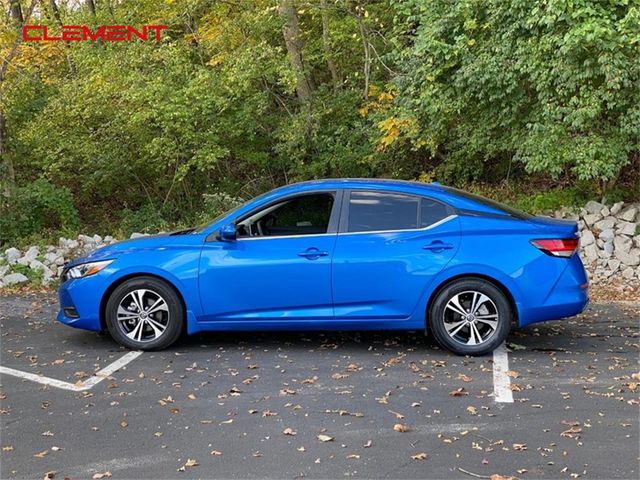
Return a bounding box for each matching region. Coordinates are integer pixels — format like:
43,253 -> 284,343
338,189 -> 455,235
233,189 -> 343,241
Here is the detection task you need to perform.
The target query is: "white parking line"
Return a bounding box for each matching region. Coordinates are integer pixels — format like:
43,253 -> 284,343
492,342 -> 513,403
0,351 -> 142,392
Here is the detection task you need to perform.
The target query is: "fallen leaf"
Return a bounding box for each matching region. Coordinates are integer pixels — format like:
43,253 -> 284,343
33,450 -> 48,458
411,452 -> 427,460
283,427 -> 297,436
43,471 -> 56,480
177,458 -> 199,471
467,406 -> 478,415
210,450 -> 222,456
512,443 -> 527,451
187,393 -> 197,400
120,421 -> 128,428
92,472 -> 112,479
457,373 -> 473,382
346,454 -> 360,459
449,388 -> 468,397
393,423 -> 410,433
363,440 -> 373,448
317,434 -> 333,442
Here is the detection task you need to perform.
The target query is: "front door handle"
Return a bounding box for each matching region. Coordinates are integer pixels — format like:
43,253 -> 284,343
423,241 -> 454,252
298,248 -> 329,260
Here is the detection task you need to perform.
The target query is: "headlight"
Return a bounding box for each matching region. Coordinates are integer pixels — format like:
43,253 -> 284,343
63,260 -> 113,281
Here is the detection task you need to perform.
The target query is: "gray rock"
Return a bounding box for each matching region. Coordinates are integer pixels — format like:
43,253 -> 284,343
580,229 -> 595,246
622,267 -> 636,279
634,236 -> 640,249
615,249 -> 640,267
603,241 -> 614,257
93,234 -> 103,244
594,217 -> 616,231
78,234 -> 95,244
582,244 -> 599,263
585,200 -> 604,214
617,221 -> 637,236
600,206 -> 610,217
104,235 -> 114,243
4,273 -> 29,285
0,265 -> 9,277
29,260 -> 46,272
610,201 -> 624,216
130,232 -> 148,239
44,252 -> 59,265
5,247 -> 21,264
613,235 -> 632,254
583,214 -> 600,227
607,259 -> 621,272
619,207 -> 638,222
599,229 -> 615,242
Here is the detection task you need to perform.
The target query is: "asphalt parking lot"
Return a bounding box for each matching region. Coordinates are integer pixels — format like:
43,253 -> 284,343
1,293 -> 638,480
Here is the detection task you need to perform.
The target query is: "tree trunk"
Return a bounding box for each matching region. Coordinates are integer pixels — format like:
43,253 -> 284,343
356,11 -> 372,99
278,0 -> 314,103
9,0 -> 24,22
320,0 -> 340,92
86,0 -> 96,16
2,0 -> 38,198
48,0 -> 77,75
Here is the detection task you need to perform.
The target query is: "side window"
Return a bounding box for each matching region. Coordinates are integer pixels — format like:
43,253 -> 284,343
348,191 -> 419,233
420,198 -> 449,227
238,193 -> 334,237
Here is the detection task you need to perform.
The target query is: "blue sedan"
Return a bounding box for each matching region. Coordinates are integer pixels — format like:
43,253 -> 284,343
57,179 -> 589,355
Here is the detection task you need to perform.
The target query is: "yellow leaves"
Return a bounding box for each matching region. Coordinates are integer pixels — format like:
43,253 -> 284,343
376,116 -> 420,151
207,54 -> 225,67
411,452 -> 428,460
417,171 -> 435,183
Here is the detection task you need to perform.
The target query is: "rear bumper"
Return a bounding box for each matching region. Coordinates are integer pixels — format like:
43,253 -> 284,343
518,254 -> 589,327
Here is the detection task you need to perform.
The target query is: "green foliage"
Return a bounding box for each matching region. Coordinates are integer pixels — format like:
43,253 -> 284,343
0,178 -> 80,244
2,0 -> 638,245
389,0 -> 639,184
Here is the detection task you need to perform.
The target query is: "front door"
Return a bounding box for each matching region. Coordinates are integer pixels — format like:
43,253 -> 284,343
198,192 -> 340,322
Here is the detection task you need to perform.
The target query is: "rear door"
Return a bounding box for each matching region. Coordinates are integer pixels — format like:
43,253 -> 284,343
331,190 -> 460,320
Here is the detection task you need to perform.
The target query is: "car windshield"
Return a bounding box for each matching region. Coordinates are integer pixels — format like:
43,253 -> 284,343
193,190 -> 272,233
443,187 -> 533,220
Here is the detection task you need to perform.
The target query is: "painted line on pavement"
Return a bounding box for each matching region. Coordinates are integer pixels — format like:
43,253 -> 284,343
0,351 -> 142,392
492,342 -> 513,403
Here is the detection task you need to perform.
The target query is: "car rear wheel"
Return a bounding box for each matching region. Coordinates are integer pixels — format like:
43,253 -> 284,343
429,278 -> 512,356
105,276 -> 183,350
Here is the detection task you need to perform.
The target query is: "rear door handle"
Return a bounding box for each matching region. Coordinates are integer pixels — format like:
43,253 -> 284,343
298,248 -> 329,260
423,241 -> 454,252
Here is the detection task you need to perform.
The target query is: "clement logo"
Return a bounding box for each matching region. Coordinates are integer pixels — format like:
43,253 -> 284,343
23,25 -> 168,42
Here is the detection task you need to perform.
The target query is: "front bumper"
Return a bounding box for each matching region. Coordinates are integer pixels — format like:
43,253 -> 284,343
57,276 -> 105,332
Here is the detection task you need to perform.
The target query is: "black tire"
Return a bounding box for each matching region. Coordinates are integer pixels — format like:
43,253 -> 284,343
105,276 -> 184,350
428,278 -> 512,356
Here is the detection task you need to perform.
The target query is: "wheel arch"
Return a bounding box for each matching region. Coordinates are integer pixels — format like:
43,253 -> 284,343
99,273 -> 187,332
425,273 -> 519,330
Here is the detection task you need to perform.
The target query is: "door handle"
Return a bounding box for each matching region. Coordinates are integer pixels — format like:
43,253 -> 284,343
423,241 -> 454,252
298,248 -> 329,259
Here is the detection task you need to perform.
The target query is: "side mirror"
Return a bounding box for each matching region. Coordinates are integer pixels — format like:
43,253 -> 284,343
218,223 -> 237,241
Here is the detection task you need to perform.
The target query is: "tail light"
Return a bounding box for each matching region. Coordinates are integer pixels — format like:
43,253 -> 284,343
531,238 -> 579,258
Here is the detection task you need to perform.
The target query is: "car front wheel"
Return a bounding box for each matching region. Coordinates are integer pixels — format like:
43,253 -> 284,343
105,276 -> 184,350
429,278 -> 512,356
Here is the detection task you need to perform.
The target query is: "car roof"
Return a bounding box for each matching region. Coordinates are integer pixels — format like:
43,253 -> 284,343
279,178 -> 445,193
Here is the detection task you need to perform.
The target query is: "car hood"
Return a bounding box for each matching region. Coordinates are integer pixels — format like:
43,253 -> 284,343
65,230 -> 197,268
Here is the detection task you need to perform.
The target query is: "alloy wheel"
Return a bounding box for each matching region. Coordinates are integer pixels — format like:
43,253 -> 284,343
116,288 -> 170,343
442,290 -> 499,346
